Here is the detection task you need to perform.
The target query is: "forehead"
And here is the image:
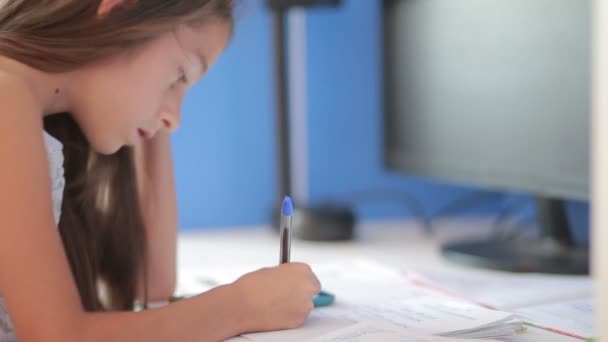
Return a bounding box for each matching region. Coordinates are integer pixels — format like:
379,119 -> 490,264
84,19 -> 231,76
173,20 -> 231,62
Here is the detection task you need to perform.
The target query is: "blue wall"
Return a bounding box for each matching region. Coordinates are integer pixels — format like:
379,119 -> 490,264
173,2 -> 276,227
172,0 -> 589,242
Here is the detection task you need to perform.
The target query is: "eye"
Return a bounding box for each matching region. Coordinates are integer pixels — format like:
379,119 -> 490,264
171,68 -> 188,88
178,70 -> 188,84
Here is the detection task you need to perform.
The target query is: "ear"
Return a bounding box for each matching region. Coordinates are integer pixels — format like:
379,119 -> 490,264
97,0 -> 129,18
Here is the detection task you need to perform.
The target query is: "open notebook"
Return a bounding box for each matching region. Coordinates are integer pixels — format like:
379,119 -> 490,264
403,265 -> 593,339
311,320 -> 501,342
177,259 -> 524,341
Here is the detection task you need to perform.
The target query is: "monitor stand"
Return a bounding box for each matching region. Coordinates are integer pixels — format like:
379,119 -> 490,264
441,197 -> 589,274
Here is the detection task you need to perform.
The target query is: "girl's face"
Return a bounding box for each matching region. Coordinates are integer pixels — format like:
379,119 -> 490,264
69,20 -> 231,154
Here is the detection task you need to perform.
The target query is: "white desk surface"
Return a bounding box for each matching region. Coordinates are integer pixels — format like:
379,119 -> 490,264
177,218 -> 587,342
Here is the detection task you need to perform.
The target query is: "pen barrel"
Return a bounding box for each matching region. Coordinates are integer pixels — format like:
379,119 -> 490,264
279,214 -> 292,263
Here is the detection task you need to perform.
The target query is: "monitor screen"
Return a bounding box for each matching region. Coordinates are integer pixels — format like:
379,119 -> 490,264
383,0 -> 590,201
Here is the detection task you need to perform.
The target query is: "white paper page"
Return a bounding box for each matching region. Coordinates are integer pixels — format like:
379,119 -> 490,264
311,321 -> 499,342
406,267 -> 592,310
242,315 -> 355,342
177,259 -> 518,342
177,258 -> 421,300
514,297 -> 594,339
176,264 -> 256,295
243,297 -> 517,341
311,259 -> 442,303
239,259 -> 443,342
311,296 -> 516,335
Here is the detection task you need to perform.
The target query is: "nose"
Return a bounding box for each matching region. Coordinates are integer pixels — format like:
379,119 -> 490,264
159,110 -> 181,133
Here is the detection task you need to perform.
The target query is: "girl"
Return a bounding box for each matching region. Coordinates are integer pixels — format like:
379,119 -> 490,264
0,0 -> 321,341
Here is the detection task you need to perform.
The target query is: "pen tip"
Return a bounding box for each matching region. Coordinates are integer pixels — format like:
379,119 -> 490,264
282,196 -> 294,216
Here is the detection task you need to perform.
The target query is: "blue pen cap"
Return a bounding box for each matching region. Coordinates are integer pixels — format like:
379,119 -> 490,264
313,290 -> 335,307
282,196 -> 294,216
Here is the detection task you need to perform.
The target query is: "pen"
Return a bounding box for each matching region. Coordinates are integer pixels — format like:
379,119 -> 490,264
279,196 -> 293,264
277,196 -> 335,307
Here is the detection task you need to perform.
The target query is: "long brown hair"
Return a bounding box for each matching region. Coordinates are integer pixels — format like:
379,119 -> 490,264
0,0 -> 234,311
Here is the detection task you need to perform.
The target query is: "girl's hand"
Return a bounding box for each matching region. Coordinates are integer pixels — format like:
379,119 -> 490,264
233,262 -> 321,333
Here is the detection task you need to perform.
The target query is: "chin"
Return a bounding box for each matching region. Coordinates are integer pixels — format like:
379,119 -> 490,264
95,146 -> 121,155
90,138 -> 124,156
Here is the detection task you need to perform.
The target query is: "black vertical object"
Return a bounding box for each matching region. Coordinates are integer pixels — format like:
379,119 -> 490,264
271,9 -> 291,200
536,197 -> 574,246
267,0 -> 355,241
268,0 -> 341,201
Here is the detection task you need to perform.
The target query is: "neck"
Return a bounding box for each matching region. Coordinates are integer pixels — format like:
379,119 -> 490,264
0,56 -> 73,117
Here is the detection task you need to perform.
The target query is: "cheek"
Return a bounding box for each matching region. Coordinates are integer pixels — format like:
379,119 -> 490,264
76,65 -> 167,130
101,82 -> 163,122
73,95 -> 138,152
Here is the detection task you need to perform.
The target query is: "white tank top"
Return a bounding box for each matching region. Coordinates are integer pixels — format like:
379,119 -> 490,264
0,131 -> 64,341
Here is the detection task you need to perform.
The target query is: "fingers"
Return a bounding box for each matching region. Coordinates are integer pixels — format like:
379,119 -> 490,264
283,262 -> 322,294
236,262 -> 323,332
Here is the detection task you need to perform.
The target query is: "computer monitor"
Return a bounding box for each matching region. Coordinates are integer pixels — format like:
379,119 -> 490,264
383,0 -> 590,274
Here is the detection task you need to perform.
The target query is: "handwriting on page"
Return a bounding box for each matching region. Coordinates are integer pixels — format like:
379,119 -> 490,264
312,321 -> 498,342
315,324 -> 409,342
311,297 -> 512,335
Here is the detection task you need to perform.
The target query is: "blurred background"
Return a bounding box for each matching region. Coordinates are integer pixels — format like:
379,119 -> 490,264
170,0 -> 589,243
